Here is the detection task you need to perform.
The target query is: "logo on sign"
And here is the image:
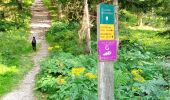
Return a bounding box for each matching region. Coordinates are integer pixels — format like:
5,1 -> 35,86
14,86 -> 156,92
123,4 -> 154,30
103,51 -> 111,56
103,44 -> 112,56
106,16 -> 108,21
98,40 -> 117,61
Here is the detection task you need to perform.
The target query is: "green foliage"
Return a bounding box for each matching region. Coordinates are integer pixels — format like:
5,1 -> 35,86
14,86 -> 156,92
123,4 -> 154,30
37,22 -> 98,98
158,29 -> 170,39
113,23 -> 170,99
46,21 -> 85,55
119,0 -> 163,13
47,76 -> 97,100
36,1 -> 170,99
0,0 -> 33,96
114,70 -> 129,89
39,52 -> 97,76
129,29 -> 170,56
114,41 -> 169,99
118,19 -> 170,56
0,56 -> 33,96
36,52 -> 97,99
36,75 -> 57,93
157,0 -> 170,25
0,29 -> 32,66
132,76 -> 168,99
43,0 -> 98,23
0,0 -> 33,26
119,10 -> 137,25
0,64 -> 18,76
36,17 -> 170,99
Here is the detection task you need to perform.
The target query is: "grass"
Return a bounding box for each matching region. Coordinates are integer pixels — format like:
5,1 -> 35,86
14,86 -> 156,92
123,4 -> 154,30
0,30 -> 34,96
0,0 -> 34,97
0,29 -> 34,96
127,27 -> 170,56
0,55 -> 33,96
0,27 -> 42,97
119,10 -> 170,57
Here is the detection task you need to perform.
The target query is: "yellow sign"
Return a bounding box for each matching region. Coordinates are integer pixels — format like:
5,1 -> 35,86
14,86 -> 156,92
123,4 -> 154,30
100,24 -> 114,40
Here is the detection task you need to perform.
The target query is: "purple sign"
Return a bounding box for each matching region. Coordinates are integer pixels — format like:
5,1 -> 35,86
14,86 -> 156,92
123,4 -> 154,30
98,40 -> 117,61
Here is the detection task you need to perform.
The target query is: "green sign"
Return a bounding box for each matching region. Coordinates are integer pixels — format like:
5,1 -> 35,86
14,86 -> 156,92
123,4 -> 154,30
99,3 -> 114,24
97,3 -> 115,40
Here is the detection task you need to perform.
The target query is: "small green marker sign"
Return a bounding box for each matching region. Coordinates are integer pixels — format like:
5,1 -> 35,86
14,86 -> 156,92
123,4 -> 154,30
99,4 -> 114,24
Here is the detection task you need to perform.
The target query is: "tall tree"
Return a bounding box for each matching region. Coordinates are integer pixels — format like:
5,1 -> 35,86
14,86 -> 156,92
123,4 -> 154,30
16,0 -> 23,11
78,0 -> 91,54
119,0 -> 163,26
58,3 -> 62,20
51,0 -> 56,6
56,0 -> 68,20
157,0 -> 170,26
157,0 -> 170,37
0,4 -> 5,19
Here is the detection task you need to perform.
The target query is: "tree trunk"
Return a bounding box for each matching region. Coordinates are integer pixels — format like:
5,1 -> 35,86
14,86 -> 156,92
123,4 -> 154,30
84,0 -> 91,54
50,0 -> 56,6
58,4 -> 62,20
78,0 -> 91,54
137,13 -> 143,26
16,0 -> 23,11
0,6 -> 5,19
0,12 -> 5,19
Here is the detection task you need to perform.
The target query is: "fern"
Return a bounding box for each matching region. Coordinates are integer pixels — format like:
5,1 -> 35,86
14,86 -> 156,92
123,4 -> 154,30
114,70 -> 129,89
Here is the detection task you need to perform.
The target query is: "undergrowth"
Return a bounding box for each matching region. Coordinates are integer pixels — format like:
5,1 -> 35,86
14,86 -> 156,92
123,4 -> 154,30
36,2 -> 170,99
0,1 -> 34,96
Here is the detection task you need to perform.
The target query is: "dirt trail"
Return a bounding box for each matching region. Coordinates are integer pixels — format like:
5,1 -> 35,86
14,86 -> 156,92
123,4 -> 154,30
1,0 -> 51,100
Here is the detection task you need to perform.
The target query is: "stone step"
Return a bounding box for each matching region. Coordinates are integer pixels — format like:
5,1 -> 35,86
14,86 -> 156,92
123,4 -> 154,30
30,23 -> 50,28
31,16 -> 50,20
30,20 -> 51,23
30,27 -> 50,31
32,4 -> 44,7
31,7 -> 46,9
30,19 -> 51,23
31,9 -> 47,12
31,15 -> 49,18
31,14 -> 49,16
30,29 -> 48,34
32,12 -> 49,15
32,3 -> 44,6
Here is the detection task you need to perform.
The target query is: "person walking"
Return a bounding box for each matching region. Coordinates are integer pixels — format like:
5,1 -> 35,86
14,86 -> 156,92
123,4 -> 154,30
32,36 -> 36,51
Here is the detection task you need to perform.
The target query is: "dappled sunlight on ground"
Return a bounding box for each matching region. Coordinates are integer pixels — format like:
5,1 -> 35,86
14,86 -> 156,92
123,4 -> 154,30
30,23 -> 51,28
128,25 -> 161,31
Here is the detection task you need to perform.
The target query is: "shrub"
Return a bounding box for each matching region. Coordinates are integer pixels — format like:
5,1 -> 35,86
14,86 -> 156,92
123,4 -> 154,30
36,52 -> 98,99
38,18 -> 170,99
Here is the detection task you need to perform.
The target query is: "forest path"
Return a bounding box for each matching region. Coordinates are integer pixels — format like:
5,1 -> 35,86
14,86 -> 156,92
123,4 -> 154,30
2,0 -> 51,100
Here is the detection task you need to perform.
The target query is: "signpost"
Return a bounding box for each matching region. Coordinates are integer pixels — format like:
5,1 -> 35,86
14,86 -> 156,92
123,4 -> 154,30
97,2 -> 118,100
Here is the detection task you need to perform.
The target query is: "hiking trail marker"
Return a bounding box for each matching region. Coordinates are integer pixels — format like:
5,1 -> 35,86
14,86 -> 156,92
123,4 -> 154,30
98,3 -> 117,61
97,2 -> 118,100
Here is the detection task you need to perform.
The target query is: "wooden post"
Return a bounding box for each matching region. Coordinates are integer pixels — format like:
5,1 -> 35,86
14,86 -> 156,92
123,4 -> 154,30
98,61 -> 113,100
114,0 -> 119,40
98,0 -> 118,100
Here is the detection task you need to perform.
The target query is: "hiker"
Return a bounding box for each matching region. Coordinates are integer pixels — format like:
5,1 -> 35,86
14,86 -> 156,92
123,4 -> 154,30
32,36 -> 36,51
